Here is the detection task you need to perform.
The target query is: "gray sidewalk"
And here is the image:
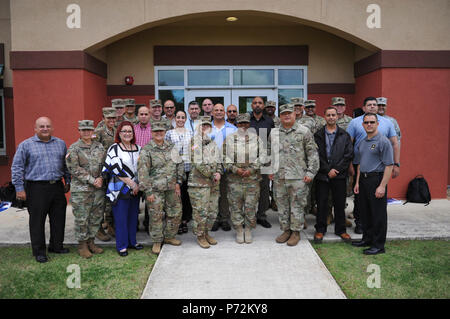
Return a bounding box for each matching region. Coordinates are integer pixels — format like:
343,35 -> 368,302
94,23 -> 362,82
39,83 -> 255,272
0,198 -> 449,299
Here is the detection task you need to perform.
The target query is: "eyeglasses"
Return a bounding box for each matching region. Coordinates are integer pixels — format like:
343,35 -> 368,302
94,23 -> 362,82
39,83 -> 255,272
120,130 -> 133,134
227,110 -> 237,113
363,121 -> 376,125
165,106 -> 175,109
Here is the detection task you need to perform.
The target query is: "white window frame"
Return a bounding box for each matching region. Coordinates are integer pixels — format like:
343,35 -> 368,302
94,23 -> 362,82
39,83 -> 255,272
0,89 -> 6,155
155,65 -> 308,109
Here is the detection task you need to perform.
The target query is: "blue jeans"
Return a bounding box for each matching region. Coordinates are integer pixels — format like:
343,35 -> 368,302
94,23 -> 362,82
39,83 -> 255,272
112,197 -> 140,251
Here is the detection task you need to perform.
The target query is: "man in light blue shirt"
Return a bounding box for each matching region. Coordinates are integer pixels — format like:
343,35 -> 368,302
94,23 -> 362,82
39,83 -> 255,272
185,101 -> 202,134
210,103 -> 237,232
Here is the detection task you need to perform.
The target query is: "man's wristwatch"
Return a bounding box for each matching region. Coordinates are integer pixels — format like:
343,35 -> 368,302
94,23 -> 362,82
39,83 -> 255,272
394,163 -> 400,167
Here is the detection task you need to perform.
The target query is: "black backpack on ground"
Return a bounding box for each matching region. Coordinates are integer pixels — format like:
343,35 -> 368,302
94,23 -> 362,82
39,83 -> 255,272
0,182 -> 27,209
403,175 -> 431,206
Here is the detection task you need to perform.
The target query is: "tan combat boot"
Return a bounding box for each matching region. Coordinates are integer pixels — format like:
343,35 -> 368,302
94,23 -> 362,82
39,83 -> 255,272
276,230 -> 291,243
164,237 -> 182,246
152,242 -> 162,254
197,235 -> 210,249
287,231 -> 301,246
87,238 -> 104,254
235,226 -> 244,244
244,227 -> 252,244
78,240 -> 93,259
96,227 -> 111,242
106,224 -> 116,238
205,232 -> 217,245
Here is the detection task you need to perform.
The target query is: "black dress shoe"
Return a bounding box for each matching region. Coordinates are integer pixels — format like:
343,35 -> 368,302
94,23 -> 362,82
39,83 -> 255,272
118,250 -> 128,257
363,247 -> 385,255
257,219 -> 272,228
128,244 -> 144,250
48,247 -> 70,254
182,223 -> 188,233
178,224 -> 184,235
354,225 -> 363,234
35,255 -> 48,263
221,221 -> 231,231
351,240 -> 372,247
211,221 -> 220,232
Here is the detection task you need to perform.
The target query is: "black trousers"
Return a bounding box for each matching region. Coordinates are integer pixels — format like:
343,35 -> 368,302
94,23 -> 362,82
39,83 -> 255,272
26,181 -> 67,256
352,163 -> 362,227
315,178 -> 347,235
181,171 -> 192,222
257,174 -> 270,220
359,174 -> 388,249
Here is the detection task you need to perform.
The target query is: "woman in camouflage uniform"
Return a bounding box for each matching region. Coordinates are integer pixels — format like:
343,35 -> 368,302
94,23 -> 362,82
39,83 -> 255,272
188,116 -> 222,249
66,120 -> 105,258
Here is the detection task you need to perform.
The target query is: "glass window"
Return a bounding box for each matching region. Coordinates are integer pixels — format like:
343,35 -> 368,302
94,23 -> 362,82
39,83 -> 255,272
158,90 -> 185,112
233,69 -> 274,86
278,69 -> 303,85
278,89 -> 304,106
188,70 -> 229,86
158,70 -> 184,86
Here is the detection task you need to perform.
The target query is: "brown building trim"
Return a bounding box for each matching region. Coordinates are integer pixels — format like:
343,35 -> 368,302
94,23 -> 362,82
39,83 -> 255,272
154,46 -> 309,66
308,83 -> 355,94
355,50 -> 450,77
107,85 -> 155,96
0,156 -> 9,166
4,87 -> 13,98
10,51 -> 107,78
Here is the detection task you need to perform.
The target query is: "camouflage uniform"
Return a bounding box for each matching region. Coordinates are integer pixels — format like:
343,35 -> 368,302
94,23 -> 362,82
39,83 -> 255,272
150,117 -> 173,131
138,138 -> 184,243
66,123 -> 105,241
96,99 -> 125,130
188,129 -> 222,236
223,126 -> 263,229
297,115 -> 316,133
123,114 -> 139,125
269,107 -> 319,231
92,108 -> 117,227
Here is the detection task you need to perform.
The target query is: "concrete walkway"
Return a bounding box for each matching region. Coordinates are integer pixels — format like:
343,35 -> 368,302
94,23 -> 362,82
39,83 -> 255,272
1,198 -> 449,299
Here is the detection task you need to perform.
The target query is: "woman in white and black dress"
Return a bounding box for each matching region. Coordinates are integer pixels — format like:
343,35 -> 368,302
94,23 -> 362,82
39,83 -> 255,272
103,121 -> 143,256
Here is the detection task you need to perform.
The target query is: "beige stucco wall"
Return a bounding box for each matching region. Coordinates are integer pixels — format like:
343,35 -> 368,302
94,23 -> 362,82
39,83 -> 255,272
9,0 -> 450,52
0,0 -> 12,87
106,24 -> 357,85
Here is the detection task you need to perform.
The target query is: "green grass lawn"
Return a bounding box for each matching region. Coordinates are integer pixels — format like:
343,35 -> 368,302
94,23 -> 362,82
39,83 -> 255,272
0,245 -> 157,299
312,240 -> 450,299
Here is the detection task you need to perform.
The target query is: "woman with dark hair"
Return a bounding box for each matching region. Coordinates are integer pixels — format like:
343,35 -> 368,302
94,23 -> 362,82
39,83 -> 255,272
102,121 -> 143,256
165,110 -> 193,234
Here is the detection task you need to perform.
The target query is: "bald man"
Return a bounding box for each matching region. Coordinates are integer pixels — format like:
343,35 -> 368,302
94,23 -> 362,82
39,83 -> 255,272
12,117 -> 71,263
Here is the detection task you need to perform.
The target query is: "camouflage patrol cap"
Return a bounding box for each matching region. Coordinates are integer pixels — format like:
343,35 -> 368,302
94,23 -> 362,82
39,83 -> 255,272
304,100 -> 316,108
112,99 -> 125,109
376,97 -> 387,105
265,100 -> 276,108
332,97 -> 346,106
150,99 -> 162,108
236,113 -> 251,124
78,120 -> 95,130
151,124 -> 166,132
199,116 -> 212,126
290,97 -> 305,106
124,98 -> 136,107
279,104 -> 294,114
102,107 -> 117,118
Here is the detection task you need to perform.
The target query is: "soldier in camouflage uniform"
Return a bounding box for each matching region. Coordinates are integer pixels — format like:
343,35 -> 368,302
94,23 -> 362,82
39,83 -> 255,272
123,98 -> 139,125
188,116 -> 222,249
96,99 -> 126,130
305,100 -> 326,132
268,104 -> 319,246
265,100 -> 280,128
377,97 -> 401,145
66,120 -> 105,258
92,107 -> 117,241
137,124 -> 184,255
223,113 -> 263,244
291,97 -> 317,133
149,99 -> 173,131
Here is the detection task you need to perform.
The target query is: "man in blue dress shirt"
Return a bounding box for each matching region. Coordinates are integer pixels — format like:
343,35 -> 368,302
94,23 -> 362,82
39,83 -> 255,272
12,117 -> 71,263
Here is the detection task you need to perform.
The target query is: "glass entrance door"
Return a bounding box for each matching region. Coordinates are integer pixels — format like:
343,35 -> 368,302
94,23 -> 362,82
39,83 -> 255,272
185,90 -> 231,114
231,89 -> 277,114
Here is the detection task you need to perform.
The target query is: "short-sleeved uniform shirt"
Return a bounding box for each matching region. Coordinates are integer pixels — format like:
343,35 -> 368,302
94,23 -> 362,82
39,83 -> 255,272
354,133 -> 394,173
347,114 -> 397,162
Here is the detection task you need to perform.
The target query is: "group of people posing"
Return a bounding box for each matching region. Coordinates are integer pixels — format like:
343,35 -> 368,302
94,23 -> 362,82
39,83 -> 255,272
11,95 -> 400,263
